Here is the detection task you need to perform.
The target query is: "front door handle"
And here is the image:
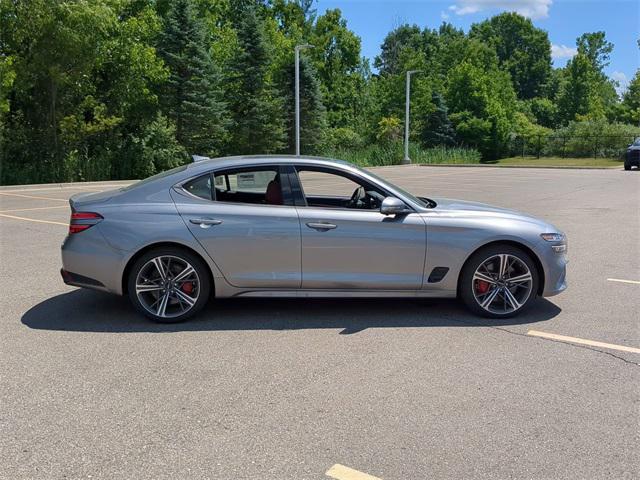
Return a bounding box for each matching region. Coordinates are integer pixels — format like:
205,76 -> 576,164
189,218 -> 223,227
306,222 -> 337,231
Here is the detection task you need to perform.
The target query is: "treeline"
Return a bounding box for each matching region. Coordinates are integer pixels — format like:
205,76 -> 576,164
0,0 -> 638,184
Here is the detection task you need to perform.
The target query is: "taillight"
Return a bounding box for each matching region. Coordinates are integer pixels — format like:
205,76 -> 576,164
69,212 -> 103,234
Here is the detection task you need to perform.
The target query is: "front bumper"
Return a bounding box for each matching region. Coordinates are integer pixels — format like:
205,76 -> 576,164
540,246 -> 568,297
626,149 -> 640,166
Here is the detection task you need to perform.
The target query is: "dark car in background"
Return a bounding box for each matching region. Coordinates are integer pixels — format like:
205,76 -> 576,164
625,138 -> 640,170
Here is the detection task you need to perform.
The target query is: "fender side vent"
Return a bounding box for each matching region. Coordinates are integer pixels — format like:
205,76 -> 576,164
428,267 -> 449,283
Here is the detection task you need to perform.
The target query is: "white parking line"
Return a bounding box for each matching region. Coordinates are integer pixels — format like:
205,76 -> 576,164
0,205 -> 69,214
0,213 -> 68,226
326,464 -> 382,480
607,278 -> 640,285
527,330 -> 640,354
0,191 -> 69,202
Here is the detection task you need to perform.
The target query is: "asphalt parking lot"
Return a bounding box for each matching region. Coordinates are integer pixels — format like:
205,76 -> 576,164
1,165 -> 638,480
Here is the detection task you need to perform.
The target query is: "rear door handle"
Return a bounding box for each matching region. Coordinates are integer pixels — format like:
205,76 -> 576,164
306,222 -> 337,231
189,218 -> 223,227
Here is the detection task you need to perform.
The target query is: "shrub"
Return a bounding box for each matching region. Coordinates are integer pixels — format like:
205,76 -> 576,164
323,142 -> 481,167
325,127 -> 364,151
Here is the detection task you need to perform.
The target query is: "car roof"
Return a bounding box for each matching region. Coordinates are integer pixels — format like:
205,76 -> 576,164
188,154 -> 353,170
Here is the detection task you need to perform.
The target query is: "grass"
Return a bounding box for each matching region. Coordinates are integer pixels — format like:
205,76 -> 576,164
488,156 -> 624,168
325,144 -> 482,167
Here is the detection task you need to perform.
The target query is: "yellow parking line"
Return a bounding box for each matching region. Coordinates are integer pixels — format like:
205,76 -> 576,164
0,205 -> 68,213
0,183 -> 130,193
0,212 -> 68,226
0,191 -> 68,202
527,330 -> 640,354
607,278 -> 640,285
326,464 -> 382,480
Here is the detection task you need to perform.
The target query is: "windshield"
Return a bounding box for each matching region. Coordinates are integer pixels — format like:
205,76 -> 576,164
353,165 -> 429,208
633,138 -> 640,146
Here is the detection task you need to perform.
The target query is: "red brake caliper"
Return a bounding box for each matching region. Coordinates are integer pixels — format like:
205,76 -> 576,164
475,280 -> 490,294
181,282 -> 194,294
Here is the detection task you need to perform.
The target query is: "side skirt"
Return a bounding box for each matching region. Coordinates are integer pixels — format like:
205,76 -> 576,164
230,289 -> 457,298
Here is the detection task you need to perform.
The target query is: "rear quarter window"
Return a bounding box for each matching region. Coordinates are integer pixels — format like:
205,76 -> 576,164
183,174 -> 212,200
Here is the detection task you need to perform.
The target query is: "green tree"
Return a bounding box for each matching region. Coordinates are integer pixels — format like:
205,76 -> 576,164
557,53 -> 605,123
374,25 -> 426,76
421,91 -> 456,146
229,5 -> 287,154
277,55 -> 326,154
621,70 -> 640,125
157,0 -> 229,156
577,31 -> 614,73
470,12 -> 552,99
0,0 -> 167,184
131,114 -> 187,178
446,61 -> 516,158
309,8 -> 364,127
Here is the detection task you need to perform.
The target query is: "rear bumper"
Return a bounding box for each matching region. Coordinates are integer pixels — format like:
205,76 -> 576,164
61,226 -> 127,295
61,269 -> 105,290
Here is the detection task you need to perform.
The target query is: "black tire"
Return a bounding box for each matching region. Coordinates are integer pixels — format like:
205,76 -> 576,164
127,247 -> 211,323
459,244 -> 539,319
624,164 -> 631,171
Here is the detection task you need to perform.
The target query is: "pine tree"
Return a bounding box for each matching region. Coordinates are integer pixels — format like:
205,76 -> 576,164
278,56 -> 326,154
157,0 -> 229,156
229,6 -> 286,154
421,91 -> 456,146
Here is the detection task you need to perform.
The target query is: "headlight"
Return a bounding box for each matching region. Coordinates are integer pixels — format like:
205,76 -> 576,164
541,233 -> 567,253
540,233 -> 565,242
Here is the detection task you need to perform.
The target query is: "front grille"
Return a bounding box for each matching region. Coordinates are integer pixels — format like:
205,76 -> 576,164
627,150 -> 640,161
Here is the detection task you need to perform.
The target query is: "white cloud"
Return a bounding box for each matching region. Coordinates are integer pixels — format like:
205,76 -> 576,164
611,71 -> 629,96
551,44 -> 577,60
441,10 -> 450,20
448,0 -> 553,20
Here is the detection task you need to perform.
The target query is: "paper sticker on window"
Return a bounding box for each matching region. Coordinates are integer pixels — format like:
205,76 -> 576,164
237,173 -> 256,188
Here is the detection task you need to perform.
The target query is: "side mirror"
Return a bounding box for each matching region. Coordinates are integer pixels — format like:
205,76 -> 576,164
380,197 -> 409,215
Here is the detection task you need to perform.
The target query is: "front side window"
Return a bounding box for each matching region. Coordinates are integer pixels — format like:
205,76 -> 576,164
295,167 -> 386,210
214,167 -> 284,205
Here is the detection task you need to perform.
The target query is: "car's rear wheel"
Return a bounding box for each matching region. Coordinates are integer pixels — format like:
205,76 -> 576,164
460,245 -> 539,318
624,163 -> 631,171
127,248 -> 210,323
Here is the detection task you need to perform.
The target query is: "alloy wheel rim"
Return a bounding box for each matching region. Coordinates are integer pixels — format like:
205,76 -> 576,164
472,254 -> 533,315
135,255 -> 200,318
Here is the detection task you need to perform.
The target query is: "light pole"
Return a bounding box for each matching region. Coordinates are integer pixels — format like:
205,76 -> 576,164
403,70 -> 421,164
295,43 -> 313,156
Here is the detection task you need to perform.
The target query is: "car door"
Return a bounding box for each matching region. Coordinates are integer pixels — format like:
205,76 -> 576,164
171,165 -> 301,289
291,165 -> 427,290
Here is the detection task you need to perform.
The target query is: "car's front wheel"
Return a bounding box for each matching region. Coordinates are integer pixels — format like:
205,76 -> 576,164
459,245 -> 539,318
127,248 -> 211,323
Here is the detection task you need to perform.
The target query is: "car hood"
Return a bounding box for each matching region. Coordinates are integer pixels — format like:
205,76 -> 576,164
429,197 -> 558,230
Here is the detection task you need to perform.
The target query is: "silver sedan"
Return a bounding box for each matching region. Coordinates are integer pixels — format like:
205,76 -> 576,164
61,156 -> 567,322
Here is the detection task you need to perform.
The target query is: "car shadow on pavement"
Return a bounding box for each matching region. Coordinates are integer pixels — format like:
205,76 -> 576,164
21,289 -> 561,334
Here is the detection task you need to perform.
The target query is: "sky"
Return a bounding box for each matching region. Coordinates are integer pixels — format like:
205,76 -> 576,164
315,0 -> 640,93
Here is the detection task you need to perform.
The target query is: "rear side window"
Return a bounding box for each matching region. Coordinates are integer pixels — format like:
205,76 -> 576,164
183,174 -> 212,200
214,167 -> 284,205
